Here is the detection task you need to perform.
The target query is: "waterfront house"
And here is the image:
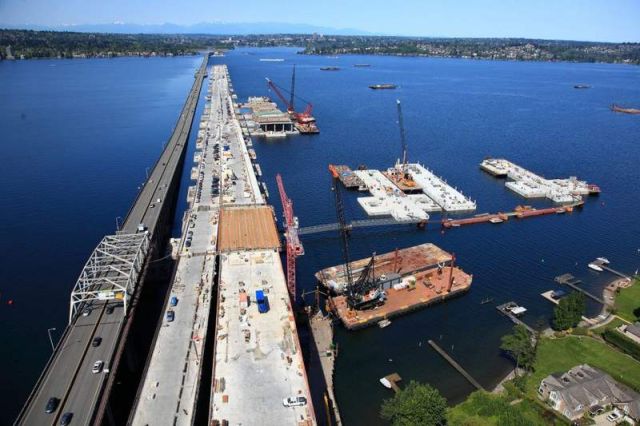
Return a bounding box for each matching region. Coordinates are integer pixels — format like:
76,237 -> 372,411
538,364 -> 640,421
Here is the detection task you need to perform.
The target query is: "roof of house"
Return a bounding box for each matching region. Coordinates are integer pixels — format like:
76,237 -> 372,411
542,364 -> 640,419
626,323 -> 640,338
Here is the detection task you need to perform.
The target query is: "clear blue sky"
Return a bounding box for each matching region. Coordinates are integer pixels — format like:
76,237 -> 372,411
1,0 -> 639,42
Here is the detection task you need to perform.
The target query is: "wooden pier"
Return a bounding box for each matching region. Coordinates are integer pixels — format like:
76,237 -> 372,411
428,340 -> 484,391
555,274 -> 605,304
309,312 -> 342,425
496,302 -> 536,334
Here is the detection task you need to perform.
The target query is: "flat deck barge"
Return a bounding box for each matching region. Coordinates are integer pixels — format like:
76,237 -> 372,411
316,244 -> 472,330
333,165 -> 365,189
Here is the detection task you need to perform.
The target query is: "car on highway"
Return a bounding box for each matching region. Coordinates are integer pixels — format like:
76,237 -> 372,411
282,396 -> 307,407
92,337 -> 102,347
82,308 -> 91,317
106,305 -> 115,315
45,397 -> 59,414
166,310 -> 175,322
60,412 -> 73,425
92,360 -> 104,374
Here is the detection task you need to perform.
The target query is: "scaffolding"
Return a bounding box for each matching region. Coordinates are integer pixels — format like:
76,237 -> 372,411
68,233 -> 150,323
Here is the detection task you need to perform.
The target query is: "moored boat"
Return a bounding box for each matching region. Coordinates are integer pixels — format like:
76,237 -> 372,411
588,263 -> 603,272
369,84 -> 397,90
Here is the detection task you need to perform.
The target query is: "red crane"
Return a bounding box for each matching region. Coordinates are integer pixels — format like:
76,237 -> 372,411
266,73 -> 315,123
266,77 -> 295,115
276,173 -> 304,300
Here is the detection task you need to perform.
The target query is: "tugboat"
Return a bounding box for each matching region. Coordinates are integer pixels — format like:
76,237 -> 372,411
369,84 -> 397,90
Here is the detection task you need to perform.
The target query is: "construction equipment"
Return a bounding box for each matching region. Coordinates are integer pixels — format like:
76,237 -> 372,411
276,174 -> 304,300
329,165 -> 385,310
388,100 -> 417,188
265,67 -> 319,133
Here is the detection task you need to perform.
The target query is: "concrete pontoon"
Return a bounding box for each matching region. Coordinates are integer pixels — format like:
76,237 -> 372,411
480,158 -> 600,203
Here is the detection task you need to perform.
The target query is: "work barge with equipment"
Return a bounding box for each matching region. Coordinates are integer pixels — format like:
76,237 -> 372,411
316,244 -> 473,330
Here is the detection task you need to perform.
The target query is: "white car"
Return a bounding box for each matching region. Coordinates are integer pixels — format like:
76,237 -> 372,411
92,360 -> 104,374
282,396 -> 307,407
607,411 -> 622,422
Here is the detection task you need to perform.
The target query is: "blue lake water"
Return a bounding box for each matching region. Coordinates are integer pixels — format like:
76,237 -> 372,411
1,48 -> 639,424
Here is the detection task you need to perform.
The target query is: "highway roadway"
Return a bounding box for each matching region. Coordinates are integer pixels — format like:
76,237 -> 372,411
16,57 -> 208,426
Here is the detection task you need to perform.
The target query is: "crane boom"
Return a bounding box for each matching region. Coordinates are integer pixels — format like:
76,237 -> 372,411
266,77 -> 294,114
276,173 -> 303,300
289,65 -> 296,112
397,99 -> 408,171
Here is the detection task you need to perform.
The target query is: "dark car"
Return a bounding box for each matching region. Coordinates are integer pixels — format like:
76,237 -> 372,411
106,305 -> 115,315
92,337 -> 102,347
45,397 -> 59,414
60,412 -> 73,425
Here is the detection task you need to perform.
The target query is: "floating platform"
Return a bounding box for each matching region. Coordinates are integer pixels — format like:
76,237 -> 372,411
350,164 -> 475,219
403,164 -> 476,212
480,158 -> 600,203
354,169 -> 431,221
316,243 -> 472,330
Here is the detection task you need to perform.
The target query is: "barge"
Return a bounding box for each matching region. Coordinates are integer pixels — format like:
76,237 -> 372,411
316,243 -> 473,330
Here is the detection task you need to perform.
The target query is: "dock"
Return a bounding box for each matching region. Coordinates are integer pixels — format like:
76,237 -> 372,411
480,158 -> 600,203
428,340 -> 484,391
590,259 -> 631,280
309,312 -> 342,425
496,302 -> 536,335
317,244 -> 473,330
554,273 -> 606,304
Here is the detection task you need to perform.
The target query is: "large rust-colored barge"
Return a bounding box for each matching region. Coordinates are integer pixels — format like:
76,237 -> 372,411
315,243 -> 473,330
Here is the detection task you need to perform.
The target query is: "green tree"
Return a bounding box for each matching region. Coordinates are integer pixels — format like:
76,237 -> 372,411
380,381 -> 447,426
553,292 -> 586,330
500,324 -> 536,371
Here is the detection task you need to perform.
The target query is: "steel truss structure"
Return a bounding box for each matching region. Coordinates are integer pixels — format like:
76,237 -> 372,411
68,233 -> 150,323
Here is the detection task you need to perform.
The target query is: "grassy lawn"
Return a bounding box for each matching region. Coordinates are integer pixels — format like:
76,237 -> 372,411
526,336 -> 640,400
615,279 -> 640,323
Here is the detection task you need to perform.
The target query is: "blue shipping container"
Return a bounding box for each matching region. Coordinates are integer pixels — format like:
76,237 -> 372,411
255,289 -> 269,313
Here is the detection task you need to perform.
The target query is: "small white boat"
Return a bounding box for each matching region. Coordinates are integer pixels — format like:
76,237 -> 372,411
489,217 -> 504,224
588,263 -> 604,272
509,306 -> 527,316
379,377 -> 392,389
259,58 -> 284,62
378,319 -> 392,328
596,257 -> 610,264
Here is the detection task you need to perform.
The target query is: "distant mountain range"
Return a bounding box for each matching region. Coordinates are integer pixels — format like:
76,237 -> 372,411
0,21 -> 371,36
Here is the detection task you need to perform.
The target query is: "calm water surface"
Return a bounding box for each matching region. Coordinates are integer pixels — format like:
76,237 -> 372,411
1,48 -> 639,425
